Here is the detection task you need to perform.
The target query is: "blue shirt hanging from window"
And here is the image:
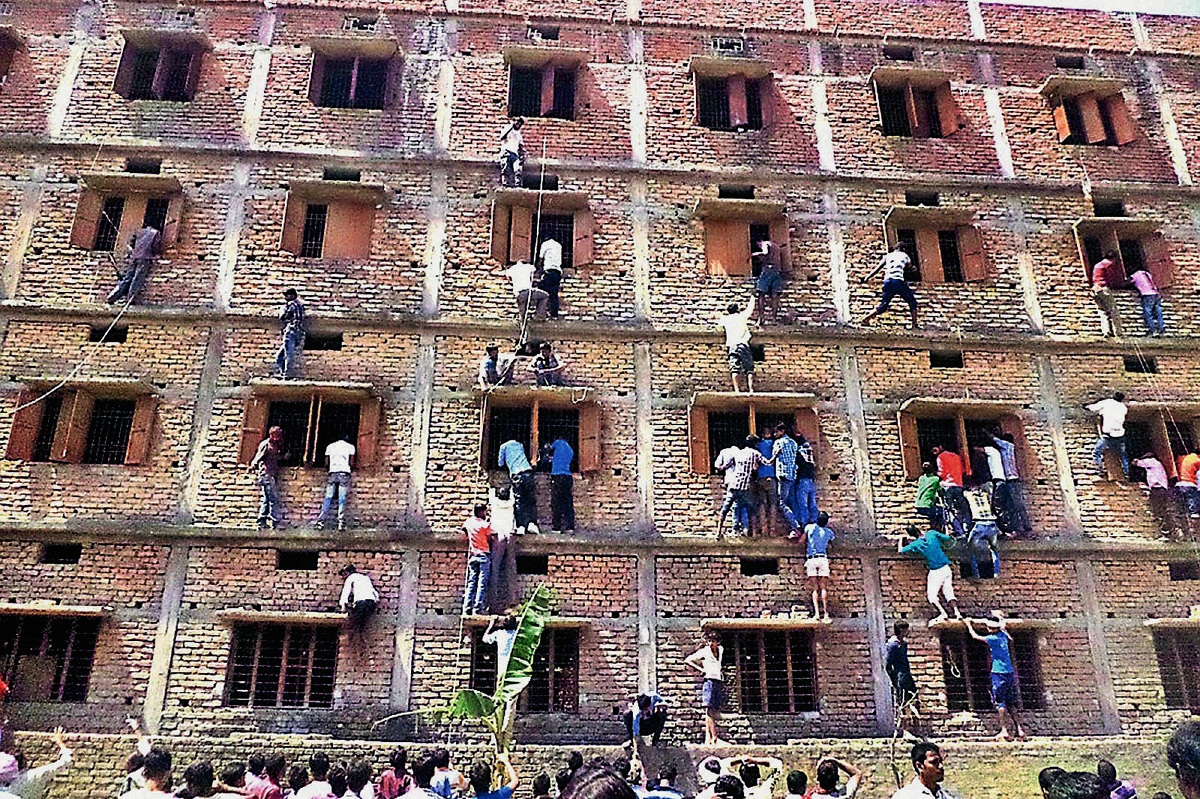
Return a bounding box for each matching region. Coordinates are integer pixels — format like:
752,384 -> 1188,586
550,439 -> 574,475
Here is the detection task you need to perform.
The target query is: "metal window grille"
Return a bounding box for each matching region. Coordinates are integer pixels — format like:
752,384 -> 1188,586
225,623 -> 338,708
895,228 -> 922,282
707,411 -> 750,474
320,59 -> 355,108
509,67 -> 542,118
94,197 -> 126,252
300,204 -> 328,258
143,197 -> 170,232
342,16 -> 379,32
159,49 -> 193,101
940,629 -> 1043,713
549,69 -> 576,120
128,49 -> 160,100
31,394 -> 63,462
0,4 -> 13,16
487,406 -> 533,468
524,627 -> 579,713
312,402 -> 360,462
877,86 -> 910,136
538,407 -> 579,471
0,615 -> 99,702
711,37 -> 745,54
696,76 -> 731,130
1154,628 -> 1200,712
723,629 -> 818,713
41,542 -> 83,564
913,88 -> 942,138
266,400 -> 313,468
352,58 -> 389,110
470,629 -> 499,693
914,417 -> 957,465
83,398 -> 137,464
744,78 -> 763,130
754,412 -> 793,438
535,214 -> 575,269
939,229 -> 964,282
266,396 -> 362,468
1118,238 -> 1146,273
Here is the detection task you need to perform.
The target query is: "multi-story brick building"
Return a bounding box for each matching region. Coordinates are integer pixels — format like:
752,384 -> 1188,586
0,0 -> 1199,764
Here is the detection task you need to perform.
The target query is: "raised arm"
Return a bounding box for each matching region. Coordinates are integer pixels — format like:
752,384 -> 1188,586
963,618 -> 986,641
498,754 -> 519,791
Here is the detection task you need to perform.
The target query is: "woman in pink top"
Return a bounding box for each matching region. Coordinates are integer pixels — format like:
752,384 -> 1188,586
1129,268 -> 1166,336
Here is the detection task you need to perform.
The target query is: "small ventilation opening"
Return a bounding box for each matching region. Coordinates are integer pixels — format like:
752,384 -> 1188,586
41,543 -> 83,565
1093,198 -> 1126,217
718,184 -> 755,199
905,191 -> 940,207
516,554 -> 549,575
521,173 -> 559,191
883,45 -> 916,61
929,350 -> 964,369
90,325 -> 128,343
750,344 -> 766,362
1124,355 -> 1157,374
1055,54 -> 1086,70
1169,562 -> 1200,581
276,550 -> 320,571
740,557 -> 779,576
304,332 -> 343,351
528,25 -> 560,41
322,166 -> 361,182
124,158 -> 162,175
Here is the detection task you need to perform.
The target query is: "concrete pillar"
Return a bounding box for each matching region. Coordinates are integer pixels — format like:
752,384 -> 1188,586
434,21 -> 457,154
2,165 -> 46,300
1035,355 -> 1083,535
631,178 -> 651,321
1006,198 -> 1044,333
48,43 -> 84,139
1076,559 -> 1122,734
1144,58 -> 1193,187
809,43 -> 836,174
176,325 -> 227,524
824,186 -> 850,324
634,341 -> 655,534
391,549 -> 421,710
966,0 -> 987,40
861,553 -> 894,734
408,335 -> 437,529
143,545 -> 189,734
629,30 -> 648,165
983,85 -> 1016,180
241,9 -> 277,146
802,0 -> 817,30
423,169 -> 448,317
637,552 -> 658,693
215,163 -> 251,311
840,344 -> 877,537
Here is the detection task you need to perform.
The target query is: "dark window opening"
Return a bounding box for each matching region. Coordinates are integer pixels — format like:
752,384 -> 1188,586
1169,562 -> 1200,581
264,397 -> 359,468
322,167 -> 361,182
487,406 -> 533,470
696,76 -> 731,130
707,410 -> 750,474
0,615 -> 100,702
469,629 -> 499,692
941,629 -> 1043,712
266,401 -> 311,468
1082,236 -> 1104,272
299,204 -> 328,258
124,158 -> 162,175
352,59 -> 388,110
1125,420 -> 1154,485
276,550 -> 320,571
94,197 -> 125,252
128,49 -> 159,100
89,325 -> 127,343
1118,238 -> 1145,275
906,191 -> 939,207
929,351 -> 965,369
1055,54 -> 1086,70
938,229 -> 964,283
755,412 -> 794,439
748,222 -> 771,277
143,197 -> 170,233
718,185 -> 755,200
320,59 -> 353,107
535,214 -> 575,270
740,557 -> 779,577
509,67 -> 543,118
538,407 -> 579,472
524,627 -> 579,713
530,25 -> 560,41
225,623 -> 338,709
549,69 -> 576,121
723,629 -> 817,713
1124,355 -> 1158,374
750,343 -> 766,362
883,45 -> 916,61
41,543 -> 83,565
304,332 -> 344,351
82,398 -> 137,465
1167,422 -> 1196,466
317,57 -> 389,110
312,403 -> 360,466
745,78 -> 763,129
878,86 -> 911,137
516,554 -> 550,575
31,395 -> 63,463
896,228 -> 922,282
1061,96 -> 1087,144
1153,628 -> 1200,713
1093,198 -> 1125,217
914,88 -> 943,138
158,49 -> 193,102
521,173 -> 559,191
915,417 -> 957,466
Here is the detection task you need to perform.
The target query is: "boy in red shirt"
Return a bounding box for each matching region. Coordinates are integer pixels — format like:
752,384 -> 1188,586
463,503 -> 494,616
933,445 -> 973,536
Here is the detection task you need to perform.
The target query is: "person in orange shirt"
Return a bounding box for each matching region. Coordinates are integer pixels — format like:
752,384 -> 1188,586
463,504 -> 494,616
1178,447 -> 1200,518
932,445 -> 973,536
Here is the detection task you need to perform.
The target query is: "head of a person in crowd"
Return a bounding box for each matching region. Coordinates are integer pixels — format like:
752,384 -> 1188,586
922,461 -> 936,476
910,743 -> 944,788
556,767 -> 574,792
786,770 -> 808,797
182,761 -> 215,798
816,760 -> 840,793
470,763 -> 493,795
1103,250 -> 1117,263
474,503 -> 488,520
348,760 -> 372,795
758,427 -> 773,442
698,757 -> 722,787
714,775 -> 745,799
1170,722 -> 1200,799
219,762 -> 246,789
339,564 -> 357,578
1151,793 -> 1173,799
267,426 -> 284,446
387,748 -> 406,775
1046,771 -> 1106,799
817,511 -> 830,527
143,748 -> 173,791
310,752 -> 331,781
904,524 -> 922,541
284,288 -> 298,301
1039,767 -> 1067,799
561,765 -> 638,799
486,345 -> 500,360
739,762 -> 761,788
727,302 -> 740,315
329,764 -> 349,798
932,445 -> 946,457
413,758 -> 436,789
433,750 -> 452,771
511,117 -> 525,130
657,765 -> 677,788
247,752 -> 266,777
265,753 -> 286,784
1113,391 -> 1125,403
532,771 -> 553,798
613,758 -> 632,782
744,435 -> 760,449
894,619 -> 911,641
1096,759 -> 1118,790
288,765 -> 309,794
126,753 -> 146,776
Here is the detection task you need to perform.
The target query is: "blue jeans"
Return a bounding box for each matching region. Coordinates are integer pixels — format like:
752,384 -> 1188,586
107,258 -> 152,304
1140,294 -> 1165,335
720,488 -> 752,531
318,472 -> 351,527
1093,434 -> 1128,478
795,478 -> 818,527
463,553 -> 491,615
775,477 -> 800,531
1180,485 -> 1200,516
275,328 -> 303,377
915,505 -> 944,530
942,485 -> 972,537
257,474 -> 282,527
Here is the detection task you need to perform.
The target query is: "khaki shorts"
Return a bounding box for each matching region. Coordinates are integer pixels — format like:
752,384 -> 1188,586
805,556 -> 830,578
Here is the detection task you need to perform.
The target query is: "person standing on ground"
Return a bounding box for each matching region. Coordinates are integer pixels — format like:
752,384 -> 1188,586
4,726 -> 71,799
295,754 -> 333,799
542,436 -> 575,534
1091,251 -> 1120,338
538,237 -> 564,319
338,564 -> 379,630
1168,722 -> 1200,799
933,445 -> 972,536
499,439 -> 540,535
498,118 -> 526,187
462,503 -> 493,616
809,758 -> 862,799
914,462 -> 944,531
469,756 -> 518,799
897,524 -> 961,623
316,434 -> 355,531
800,511 -> 835,622
1088,392 -> 1129,480
274,288 -> 306,379
751,240 -> 784,326
1097,759 -> 1136,799
860,242 -> 918,330
1129,267 -> 1166,337
431,751 -> 468,799
107,223 -> 162,305
719,298 -> 757,393
890,743 -> 948,799
119,748 -> 174,799
684,631 -> 727,746
249,426 -> 286,530
886,620 -> 922,740
964,613 -> 1027,742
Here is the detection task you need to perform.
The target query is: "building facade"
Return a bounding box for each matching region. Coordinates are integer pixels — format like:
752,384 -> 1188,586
0,0 -> 1198,749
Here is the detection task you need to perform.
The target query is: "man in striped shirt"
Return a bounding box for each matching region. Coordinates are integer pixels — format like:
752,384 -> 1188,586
716,437 -> 767,538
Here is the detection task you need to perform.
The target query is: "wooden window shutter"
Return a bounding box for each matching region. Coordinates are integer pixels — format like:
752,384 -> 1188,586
1051,97 -> 1072,143
897,410 -> 921,480
573,207 -> 595,267
124,395 -> 158,465
768,218 -> 791,271
1142,233 -> 1175,289
163,194 -> 183,247
70,191 -> 104,249
113,42 -> 138,98
51,390 -> 93,464
794,407 -> 820,465
935,82 -> 959,136
872,79 -> 886,129
704,219 -> 751,277
728,74 -> 748,129
279,194 -> 306,255
238,396 -> 270,465
490,201 -> 512,263
693,73 -> 701,125
540,65 -> 556,116
5,390 -> 44,461
1150,411 -> 1178,480
307,52 -> 327,106
118,195 -> 148,255
383,57 -> 402,109
905,84 -> 931,138
998,414 -> 1037,480
1077,93 -> 1107,144
957,225 -> 988,282
914,227 -> 943,282
510,205 -> 534,262
323,202 -> 375,259
577,402 -> 601,472
688,404 -> 710,475
150,48 -> 171,100
356,396 -> 382,468
1105,94 -> 1137,145
184,49 -> 203,100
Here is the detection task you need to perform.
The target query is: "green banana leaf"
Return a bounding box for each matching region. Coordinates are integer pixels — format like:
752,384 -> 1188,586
494,583 -> 552,706
442,688 -> 498,720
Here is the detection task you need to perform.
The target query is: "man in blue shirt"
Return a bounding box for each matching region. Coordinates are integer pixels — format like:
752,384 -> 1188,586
754,431 -> 778,536
542,437 -> 576,534
801,511 -> 835,623
965,613 -> 1027,742
897,524 -> 961,623
498,439 -> 539,535
770,424 -> 803,536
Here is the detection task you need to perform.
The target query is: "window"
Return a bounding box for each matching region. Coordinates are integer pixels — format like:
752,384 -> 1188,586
1124,355 -> 1158,374
276,550 -> 320,571
309,54 -> 394,110
718,185 -> 755,200
0,615 -> 100,701
529,26 -> 560,41
884,206 -> 988,284
1055,54 -> 1086,70
722,629 -> 817,713
516,554 -> 549,575
712,37 -> 745,55
237,392 -> 381,469
113,35 -> 203,102
124,158 -> 162,175
322,166 -> 361,182
508,64 -> 577,120
480,397 -> 600,473
225,622 -> 338,709
6,388 -> 158,465
41,543 -> 83,564
695,74 -> 766,131
89,324 -> 127,344
940,629 -> 1044,712
1093,198 -> 1125,217
740,557 -> 779,576
535,214 -> 575,270
521,173 -> 559,191
300,204 -> 328,258
906,191 -> 939,207
280,183 -> 382,260
469,628 -> 499,691
929,351 -> 964,369
703,216 -> 789,277
1049,90 -> 1136,146
883,45 -> 916,61
897,402 -> 1030,482
526,627 -> 579,712
0,36 -> 16,87
94,198 -> 125,251
1153,628 -> 1200,713
1075,223 -> 1174,292
489,199 -> 594,267
873,72 -> 959,139
1102,408 -> 1198,483
304,332 -> 344,351
1169,562 -> 1200,581
70,182 -> 183,254
689,399 -> 818,476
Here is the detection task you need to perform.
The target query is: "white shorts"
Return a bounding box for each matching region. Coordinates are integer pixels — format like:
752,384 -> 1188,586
805,556 -> 830,578
927,564 -> 956,604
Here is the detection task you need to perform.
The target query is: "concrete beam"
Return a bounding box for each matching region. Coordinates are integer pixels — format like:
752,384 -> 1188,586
1006,198 -> 1045,333
840,344 -> 877,537
824,186 -> 851,324
143,544 -> 189,734
1036,354 -> 1083,535
631,178 -> 651,321
629,31 -> 648,165
176,325 -> 226,524
1075,559 -> 1123,734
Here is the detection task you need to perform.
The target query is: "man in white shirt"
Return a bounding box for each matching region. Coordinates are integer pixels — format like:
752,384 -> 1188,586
1087,391 -> 1129,480
890,743 -> 948,799
317,436 -> 356,532
860,243 -> 919,329
4,727 -> 71,799
506,260 -> 549,321
719,297 -> 757,393
537,238 -> 564,319
482,613 -> 519,680
683,631 -> 726,745
498,117 -> 525,187
338,564 -> 380,631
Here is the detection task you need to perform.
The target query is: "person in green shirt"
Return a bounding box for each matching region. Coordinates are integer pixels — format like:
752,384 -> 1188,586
913,461 -> 943,530
897,524 -> 961,623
